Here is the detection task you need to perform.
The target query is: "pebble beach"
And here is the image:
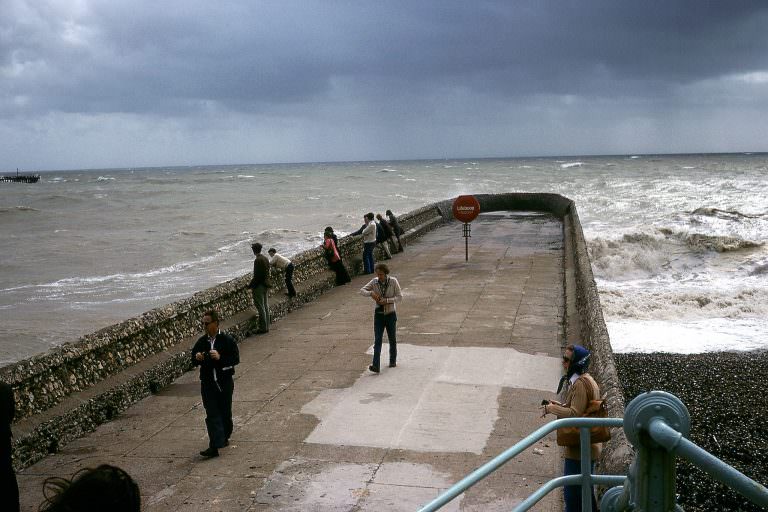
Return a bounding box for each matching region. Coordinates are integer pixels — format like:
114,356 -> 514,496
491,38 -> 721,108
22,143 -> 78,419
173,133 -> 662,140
615,351 -> 768,512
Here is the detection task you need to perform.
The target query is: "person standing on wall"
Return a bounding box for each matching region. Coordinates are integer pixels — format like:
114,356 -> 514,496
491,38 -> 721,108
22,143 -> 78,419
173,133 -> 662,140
0,381 -> 19,512
267,248 -> 296,298
351,213 -> 377,274
385,209 -> 404,252
360,263 -> 402,373
248,242 -> 271,333
191,310 -> 240,458
541,344 -> 601,512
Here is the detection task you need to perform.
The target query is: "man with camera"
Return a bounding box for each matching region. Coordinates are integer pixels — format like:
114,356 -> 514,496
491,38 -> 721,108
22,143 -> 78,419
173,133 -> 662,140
191,310 -> 240,458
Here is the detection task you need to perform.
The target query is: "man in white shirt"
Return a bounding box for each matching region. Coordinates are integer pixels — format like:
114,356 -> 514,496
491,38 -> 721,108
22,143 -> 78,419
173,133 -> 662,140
268,248 -> 296,298
352,213 -> 377,274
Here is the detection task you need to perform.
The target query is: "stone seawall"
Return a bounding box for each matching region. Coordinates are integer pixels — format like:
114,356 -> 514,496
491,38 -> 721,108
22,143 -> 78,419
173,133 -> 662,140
464,193 -> 632,478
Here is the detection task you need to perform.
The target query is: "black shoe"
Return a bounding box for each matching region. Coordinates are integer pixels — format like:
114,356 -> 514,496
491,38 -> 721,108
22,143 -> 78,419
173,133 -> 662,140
368,365 -> 380,373
256,329 -> 269,334
389,362 -> 396,368
199,447 -> 219,458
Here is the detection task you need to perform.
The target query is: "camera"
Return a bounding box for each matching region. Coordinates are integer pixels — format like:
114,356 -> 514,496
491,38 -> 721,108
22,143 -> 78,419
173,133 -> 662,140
540,399 -> 550,406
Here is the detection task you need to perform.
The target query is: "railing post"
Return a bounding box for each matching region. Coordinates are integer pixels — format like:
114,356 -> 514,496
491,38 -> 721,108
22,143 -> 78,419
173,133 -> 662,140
610,391 -> 691,511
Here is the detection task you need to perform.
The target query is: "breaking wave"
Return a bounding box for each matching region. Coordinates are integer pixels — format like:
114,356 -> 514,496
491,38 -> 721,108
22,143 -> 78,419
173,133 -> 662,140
691,207 -> 766,220
600,287 -> 768,322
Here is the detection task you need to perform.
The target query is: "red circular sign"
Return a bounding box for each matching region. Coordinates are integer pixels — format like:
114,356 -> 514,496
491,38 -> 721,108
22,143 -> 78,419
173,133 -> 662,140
452,195 -> 481,223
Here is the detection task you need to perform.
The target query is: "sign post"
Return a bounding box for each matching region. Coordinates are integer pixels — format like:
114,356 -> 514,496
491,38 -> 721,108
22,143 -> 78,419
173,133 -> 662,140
451,195 -> 481,261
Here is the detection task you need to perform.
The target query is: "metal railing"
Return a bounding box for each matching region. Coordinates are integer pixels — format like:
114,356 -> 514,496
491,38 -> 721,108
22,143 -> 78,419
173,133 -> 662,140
418,391 -> 768,512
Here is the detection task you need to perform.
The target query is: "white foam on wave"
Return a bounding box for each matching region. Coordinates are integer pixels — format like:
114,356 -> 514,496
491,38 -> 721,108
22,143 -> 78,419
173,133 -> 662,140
560,162 -> 583,169
599,285 -> 768,322
608,318 -> 767,353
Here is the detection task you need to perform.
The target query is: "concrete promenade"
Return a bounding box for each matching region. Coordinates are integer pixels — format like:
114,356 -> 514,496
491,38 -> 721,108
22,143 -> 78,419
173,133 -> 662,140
18,213 -> 567,511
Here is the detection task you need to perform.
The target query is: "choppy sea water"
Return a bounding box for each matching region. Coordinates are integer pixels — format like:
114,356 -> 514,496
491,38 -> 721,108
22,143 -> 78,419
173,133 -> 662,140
1,154 -> 767,365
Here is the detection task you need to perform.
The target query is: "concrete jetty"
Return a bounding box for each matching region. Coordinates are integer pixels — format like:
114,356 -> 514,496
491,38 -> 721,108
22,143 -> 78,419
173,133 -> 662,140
17,212 -> 569,511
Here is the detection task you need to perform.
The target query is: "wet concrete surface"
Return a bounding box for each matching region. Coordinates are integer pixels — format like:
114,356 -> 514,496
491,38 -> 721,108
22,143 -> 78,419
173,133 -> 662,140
18,212 -> 567,511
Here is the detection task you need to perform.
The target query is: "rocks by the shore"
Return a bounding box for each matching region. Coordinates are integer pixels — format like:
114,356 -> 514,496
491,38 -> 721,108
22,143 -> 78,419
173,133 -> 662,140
615,351 -> 768,512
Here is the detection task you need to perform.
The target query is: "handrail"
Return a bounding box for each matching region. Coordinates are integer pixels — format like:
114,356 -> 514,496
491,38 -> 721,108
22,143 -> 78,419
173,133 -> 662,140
417,417 -> 624,512
420,391 -> 768,512
600,391 -> 768,511
649,419 -> 768,509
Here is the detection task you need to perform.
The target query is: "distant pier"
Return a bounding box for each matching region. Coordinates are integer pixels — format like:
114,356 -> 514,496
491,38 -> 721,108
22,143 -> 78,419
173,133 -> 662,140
1,172 -> 40,183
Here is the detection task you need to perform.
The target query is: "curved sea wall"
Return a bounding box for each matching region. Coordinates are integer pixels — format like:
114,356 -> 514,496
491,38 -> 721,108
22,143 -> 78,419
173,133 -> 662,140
457,193 -> 632,477
3,193 -> 631,478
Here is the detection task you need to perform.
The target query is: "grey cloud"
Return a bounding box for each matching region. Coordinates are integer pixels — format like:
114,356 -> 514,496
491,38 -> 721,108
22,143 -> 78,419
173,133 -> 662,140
4,1 -> 768,119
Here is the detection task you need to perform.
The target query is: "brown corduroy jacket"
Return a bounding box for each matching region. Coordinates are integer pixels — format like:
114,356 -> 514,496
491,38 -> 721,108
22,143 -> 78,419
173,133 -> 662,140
547,373 -> 603,460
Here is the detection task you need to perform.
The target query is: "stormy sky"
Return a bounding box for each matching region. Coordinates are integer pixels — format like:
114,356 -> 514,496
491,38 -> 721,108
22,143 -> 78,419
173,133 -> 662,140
2,1 -> 768,170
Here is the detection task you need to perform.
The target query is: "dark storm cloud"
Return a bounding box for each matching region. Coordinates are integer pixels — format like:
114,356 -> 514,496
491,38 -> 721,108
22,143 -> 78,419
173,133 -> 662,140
3,0 -> 768,118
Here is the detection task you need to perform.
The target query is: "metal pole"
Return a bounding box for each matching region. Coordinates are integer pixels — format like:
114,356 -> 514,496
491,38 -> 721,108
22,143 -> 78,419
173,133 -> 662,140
463,222 -> 470,261
649,419 -> 768,509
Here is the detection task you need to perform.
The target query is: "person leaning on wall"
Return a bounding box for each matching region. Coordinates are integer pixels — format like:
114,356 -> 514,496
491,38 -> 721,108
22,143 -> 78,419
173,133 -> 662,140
351,213 -> 377,274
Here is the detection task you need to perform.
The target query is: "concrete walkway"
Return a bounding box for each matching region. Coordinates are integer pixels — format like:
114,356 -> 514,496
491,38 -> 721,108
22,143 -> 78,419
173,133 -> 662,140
18,213 -> 567,511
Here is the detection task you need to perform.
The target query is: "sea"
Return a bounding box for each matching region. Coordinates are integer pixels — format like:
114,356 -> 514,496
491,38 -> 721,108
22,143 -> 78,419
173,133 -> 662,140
2,154 -> 767,366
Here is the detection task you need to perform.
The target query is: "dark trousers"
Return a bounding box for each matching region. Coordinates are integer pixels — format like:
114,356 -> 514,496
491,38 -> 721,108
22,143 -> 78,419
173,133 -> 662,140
330,260 -> 351,285
363,242 -> 375,274
201,378 -> 234,449
563,458 -> 597,512
285,263 -> 296,297
252,285 -> 270,331
394,234 -> 404,252
372,311 -> 397,369
1,439 -> 19,512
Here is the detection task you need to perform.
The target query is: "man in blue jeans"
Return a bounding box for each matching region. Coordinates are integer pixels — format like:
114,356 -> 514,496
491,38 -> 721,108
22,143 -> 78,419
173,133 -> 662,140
352,213 -> 377,274
360,263 -> 402,372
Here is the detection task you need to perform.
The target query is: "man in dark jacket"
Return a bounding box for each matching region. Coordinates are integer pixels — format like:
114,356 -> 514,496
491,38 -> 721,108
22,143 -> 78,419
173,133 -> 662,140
1,381 -> 19,511
248,242 -> 271,333
191,310 -> 240,458
376,213 -> 397,258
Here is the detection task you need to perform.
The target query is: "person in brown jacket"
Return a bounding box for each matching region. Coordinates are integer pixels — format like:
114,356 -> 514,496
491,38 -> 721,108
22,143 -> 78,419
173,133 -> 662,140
541,344 -> 600,512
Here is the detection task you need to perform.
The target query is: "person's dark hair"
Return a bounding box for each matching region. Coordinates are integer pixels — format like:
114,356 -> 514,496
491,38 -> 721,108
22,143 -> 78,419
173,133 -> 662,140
365,213 -> 374,221
39,464 -> 140,512
374,263 -> 390,274
204,310 -> 219,323
376,213 -> 383,220
251,242 -> 262,253
385,209 -> 393,216
268,248 -> 276,254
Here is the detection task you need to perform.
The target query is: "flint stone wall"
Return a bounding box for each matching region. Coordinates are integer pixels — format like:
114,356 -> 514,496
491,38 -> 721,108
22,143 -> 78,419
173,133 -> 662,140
2,204 -> 445,468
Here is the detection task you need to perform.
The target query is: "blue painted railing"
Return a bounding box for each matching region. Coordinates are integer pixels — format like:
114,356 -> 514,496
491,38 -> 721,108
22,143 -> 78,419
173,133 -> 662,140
418,391 -> 768,512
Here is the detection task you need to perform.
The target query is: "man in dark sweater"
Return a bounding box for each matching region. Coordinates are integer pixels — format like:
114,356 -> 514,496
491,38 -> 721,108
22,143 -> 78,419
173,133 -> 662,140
248,242 -> 271,333
191,310 -> 240,458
